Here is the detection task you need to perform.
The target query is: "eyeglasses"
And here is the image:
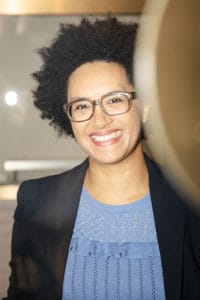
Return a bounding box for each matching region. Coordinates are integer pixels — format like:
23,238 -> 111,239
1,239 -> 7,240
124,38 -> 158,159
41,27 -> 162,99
63,91 -> 136,122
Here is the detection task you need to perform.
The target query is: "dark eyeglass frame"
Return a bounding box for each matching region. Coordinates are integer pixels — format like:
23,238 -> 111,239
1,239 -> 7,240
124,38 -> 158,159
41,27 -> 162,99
63,90 -> 136,122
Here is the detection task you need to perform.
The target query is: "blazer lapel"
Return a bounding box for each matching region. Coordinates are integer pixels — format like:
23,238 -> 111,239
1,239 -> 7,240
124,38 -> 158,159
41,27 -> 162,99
146,157 -> 185,300
40,159 -> 89,299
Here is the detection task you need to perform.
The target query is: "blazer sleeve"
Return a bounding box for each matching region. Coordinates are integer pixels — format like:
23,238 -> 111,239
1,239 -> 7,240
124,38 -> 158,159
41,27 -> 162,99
3,182 -> 44,300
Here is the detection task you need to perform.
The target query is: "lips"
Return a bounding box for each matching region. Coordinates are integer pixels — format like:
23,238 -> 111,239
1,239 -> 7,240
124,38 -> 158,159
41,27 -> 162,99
90,129 -> 122,144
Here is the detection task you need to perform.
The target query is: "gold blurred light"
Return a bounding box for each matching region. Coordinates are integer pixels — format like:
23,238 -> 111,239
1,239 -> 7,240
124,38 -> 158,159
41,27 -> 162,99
0,0 -> 145,15
0,185 -> 18,201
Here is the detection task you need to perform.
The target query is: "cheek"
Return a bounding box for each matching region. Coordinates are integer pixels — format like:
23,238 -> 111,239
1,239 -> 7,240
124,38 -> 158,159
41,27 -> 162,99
71,126 -> 80,140
126,107 -> 141,128
71,123 -> 87,142
125,112 -> 142,142
132,105 -> 142,125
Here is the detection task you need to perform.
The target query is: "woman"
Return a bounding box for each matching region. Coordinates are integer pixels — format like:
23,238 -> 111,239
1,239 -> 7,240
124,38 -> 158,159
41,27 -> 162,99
4,17 -> 200,300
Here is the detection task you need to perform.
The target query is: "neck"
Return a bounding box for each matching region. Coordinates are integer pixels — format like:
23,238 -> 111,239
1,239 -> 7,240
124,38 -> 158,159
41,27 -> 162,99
84,143 -> 149,205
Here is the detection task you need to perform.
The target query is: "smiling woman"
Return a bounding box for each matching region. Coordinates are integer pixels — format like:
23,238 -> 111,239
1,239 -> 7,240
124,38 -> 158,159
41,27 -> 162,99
3,15 -> 200,300
67,61 -> 142,167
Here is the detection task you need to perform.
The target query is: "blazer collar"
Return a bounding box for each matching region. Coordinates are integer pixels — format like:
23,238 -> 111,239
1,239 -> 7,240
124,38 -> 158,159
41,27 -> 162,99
146,156 -> 185,300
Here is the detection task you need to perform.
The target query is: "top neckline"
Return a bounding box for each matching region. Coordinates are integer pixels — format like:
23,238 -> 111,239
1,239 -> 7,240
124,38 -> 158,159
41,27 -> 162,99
81,186 -> 151,213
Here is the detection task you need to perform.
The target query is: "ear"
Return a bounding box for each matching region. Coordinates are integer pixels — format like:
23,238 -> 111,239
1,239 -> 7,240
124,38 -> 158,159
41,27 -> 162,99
142,104 -> 149,124
135,100 -> 149,124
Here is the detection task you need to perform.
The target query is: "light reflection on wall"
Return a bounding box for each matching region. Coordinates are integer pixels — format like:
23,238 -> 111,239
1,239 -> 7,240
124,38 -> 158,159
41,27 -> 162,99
4,90 -> 18,106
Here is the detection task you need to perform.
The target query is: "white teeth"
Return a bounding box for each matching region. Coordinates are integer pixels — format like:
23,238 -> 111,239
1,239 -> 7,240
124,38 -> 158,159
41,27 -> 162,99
91,130 -> 121,142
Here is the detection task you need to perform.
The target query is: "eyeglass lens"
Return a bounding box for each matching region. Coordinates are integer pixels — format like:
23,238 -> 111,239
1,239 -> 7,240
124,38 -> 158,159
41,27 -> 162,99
68,92 -> 133,121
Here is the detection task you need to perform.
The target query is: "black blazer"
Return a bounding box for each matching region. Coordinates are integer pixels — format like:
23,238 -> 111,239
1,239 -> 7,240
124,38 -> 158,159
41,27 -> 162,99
3,156 -> 200,300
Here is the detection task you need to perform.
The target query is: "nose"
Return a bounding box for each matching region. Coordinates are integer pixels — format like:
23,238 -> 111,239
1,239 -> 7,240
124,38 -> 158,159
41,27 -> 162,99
91,104 -> 112,128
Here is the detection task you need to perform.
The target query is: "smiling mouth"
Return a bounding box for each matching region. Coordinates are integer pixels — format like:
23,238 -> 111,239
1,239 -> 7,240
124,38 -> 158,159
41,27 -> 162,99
90,130 -> 122,142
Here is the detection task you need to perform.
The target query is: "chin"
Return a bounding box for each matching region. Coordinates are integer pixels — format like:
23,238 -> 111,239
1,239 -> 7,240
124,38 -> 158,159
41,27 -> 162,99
89,153 -> 128,166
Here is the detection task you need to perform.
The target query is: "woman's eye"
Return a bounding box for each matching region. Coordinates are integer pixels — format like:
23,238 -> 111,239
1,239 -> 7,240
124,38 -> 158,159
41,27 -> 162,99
109,97 -> 123,103
74,103 -> 89,111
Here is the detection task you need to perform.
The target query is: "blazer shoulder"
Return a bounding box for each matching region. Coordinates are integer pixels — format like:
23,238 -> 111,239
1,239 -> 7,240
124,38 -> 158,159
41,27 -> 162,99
146,155 -> 200,227
146,154 -> 185,197
15,159 -> 88,221
19,158 -> 88,191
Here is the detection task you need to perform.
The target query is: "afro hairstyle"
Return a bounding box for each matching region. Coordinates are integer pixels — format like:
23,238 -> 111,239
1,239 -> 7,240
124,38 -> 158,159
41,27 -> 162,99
32,17 -> 138,137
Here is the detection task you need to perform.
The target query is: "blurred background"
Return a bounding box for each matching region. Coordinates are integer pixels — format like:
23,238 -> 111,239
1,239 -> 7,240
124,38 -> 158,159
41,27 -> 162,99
0,0 -> 144,297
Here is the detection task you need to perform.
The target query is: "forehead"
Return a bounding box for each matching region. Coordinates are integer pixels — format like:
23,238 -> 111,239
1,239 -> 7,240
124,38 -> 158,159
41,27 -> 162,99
67,61 -> 132,98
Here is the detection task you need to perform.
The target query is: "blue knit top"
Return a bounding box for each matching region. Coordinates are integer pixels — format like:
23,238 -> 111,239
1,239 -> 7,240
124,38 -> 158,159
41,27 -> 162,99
62,186 -> 166,300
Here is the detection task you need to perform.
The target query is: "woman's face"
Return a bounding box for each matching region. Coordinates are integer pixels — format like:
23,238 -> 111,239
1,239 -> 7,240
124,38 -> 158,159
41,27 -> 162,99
67,61 -> 142,165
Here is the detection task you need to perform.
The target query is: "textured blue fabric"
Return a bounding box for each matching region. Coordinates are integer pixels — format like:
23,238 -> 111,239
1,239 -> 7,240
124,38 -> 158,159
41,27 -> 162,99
62,187 -> 166,300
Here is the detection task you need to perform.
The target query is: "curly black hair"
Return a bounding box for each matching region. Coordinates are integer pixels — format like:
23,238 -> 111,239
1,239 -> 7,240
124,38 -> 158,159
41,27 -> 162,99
32,17 -> 138,137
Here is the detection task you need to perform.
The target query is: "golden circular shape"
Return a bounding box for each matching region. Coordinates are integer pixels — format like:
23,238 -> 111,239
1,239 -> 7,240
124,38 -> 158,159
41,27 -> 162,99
135,0 -> 200,207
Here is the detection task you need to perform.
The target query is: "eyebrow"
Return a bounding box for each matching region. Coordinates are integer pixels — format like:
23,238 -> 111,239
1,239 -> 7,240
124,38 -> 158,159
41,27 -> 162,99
69,97 -> 88,102
69,90 -> 135,102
